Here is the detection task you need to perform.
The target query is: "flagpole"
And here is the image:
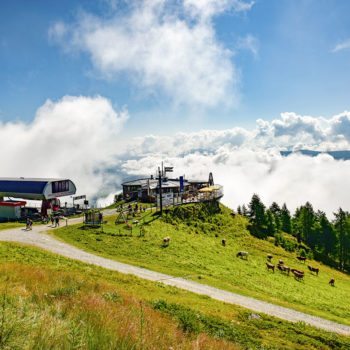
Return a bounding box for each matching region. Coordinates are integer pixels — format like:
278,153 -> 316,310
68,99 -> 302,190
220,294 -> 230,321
158,166 -> 163,215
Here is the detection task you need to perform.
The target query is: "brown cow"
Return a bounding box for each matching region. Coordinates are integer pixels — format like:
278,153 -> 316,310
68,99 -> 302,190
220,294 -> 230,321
266,262 -> 275,273
307,265 -> 319,276
329,278 -> 335,287
267,254 -> 273,261
277,264 -> 290,275
292,270 -> 304,281
297,256 -> 307,263
222,239 -> 226,246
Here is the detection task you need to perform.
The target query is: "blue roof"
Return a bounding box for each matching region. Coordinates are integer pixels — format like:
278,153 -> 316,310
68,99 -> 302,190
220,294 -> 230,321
0,180 -> 48,194
0,178 -> 76,200
0,180 -> 47,194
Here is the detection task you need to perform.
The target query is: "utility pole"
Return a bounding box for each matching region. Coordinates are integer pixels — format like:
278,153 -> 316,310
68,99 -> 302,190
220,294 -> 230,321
158,166 -> 163,215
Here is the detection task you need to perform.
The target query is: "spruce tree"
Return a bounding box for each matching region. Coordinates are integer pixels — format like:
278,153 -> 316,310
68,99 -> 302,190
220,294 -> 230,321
316,211 -> 336,258
334,208 -> 349,270
280,203 -> 292,234
266,209 -> 277,236
294,202 -> 316,247
247,194 -> 267,238
269,202 -> 281,230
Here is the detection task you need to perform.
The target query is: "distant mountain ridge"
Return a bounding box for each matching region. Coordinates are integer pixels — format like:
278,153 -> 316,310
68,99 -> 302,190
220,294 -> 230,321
281,150 -> 350,160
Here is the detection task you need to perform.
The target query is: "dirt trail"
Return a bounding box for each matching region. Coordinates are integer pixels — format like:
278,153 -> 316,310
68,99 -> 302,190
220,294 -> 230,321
0,217 -> 349,336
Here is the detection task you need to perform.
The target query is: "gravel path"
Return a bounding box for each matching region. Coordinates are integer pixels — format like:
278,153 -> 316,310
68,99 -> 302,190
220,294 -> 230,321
0,218 -> 349,336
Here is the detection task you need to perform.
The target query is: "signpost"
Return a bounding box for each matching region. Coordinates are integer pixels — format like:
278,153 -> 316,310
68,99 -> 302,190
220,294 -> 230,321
72,195 -> 86,209
157,193 -> 174,207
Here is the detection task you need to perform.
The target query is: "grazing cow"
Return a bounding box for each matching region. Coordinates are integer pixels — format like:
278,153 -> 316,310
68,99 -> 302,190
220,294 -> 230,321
307,265 -> 319,276
329,278 -> 335,287
297,256 -> 307,263
267,254 -> 273,262
266,262 -> 275,273
292,270 -> 304,281
162,237 -> 171,246
278,259 -> 284,265
221,239 -> 226,246
277,264 -> 290,275
236,251 -> 249,260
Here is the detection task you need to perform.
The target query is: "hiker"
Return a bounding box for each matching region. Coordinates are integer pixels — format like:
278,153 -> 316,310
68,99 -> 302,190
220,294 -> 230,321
29,219 -> 33,230
55,216 -> 60,227
51,216 -> 54,226
26,218 -> 30,230
98,212 -> 103,223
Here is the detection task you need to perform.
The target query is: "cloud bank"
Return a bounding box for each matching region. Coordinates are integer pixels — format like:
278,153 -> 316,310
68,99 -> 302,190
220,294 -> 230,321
48,0 -> 254,107
120,111 -> 350,215
2,101 -> 350,215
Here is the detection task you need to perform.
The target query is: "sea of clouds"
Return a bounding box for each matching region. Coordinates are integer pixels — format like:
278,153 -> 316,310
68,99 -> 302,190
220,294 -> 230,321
2,95 -> 350,216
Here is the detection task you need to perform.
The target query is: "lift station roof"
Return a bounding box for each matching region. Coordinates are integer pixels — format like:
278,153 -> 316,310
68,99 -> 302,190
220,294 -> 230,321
0,177 -> 77,200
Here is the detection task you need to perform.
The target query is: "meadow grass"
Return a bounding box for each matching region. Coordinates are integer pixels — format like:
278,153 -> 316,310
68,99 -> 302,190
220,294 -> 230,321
0,242 -> 349,349
0,222 -> 24,230
51,204 -> 350,326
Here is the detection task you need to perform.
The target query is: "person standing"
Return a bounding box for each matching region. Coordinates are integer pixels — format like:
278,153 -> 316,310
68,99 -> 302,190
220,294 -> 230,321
26,217 -> 30,230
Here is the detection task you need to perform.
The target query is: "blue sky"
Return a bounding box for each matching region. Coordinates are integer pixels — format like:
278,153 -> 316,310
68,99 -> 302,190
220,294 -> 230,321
1,0 -> 350,135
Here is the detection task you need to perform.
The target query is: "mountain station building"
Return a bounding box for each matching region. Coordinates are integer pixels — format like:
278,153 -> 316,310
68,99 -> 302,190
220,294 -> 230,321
121,172 -> 223,205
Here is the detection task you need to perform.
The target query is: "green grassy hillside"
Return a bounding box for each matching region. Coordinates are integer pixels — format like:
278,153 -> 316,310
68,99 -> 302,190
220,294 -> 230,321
52,203 -> 350,326
0,242 -> 349,350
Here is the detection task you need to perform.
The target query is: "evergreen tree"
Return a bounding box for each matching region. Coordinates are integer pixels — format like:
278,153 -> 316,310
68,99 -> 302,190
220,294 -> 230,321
334,208 -> 349,270
266,209 -> 277,236
280,203 -> 292,234
242,204 -> 248,217
316,211 -> 336,258
247,194 -> 267,238
294,202 -> 316,247
237,205 -> 242,215
269,202 -> 281,230
345,217 -> 350,270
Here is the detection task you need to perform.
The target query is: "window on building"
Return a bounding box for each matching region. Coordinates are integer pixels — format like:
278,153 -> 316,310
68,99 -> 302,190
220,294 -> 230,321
52,180 -> 69,193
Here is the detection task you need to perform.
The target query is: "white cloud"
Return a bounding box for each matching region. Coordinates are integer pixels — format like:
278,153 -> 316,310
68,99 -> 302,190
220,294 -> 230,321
123,111 -> 350,156
119,111 -> 350,216
49,0 -> 250,107
236,34 -> 259,57
122,146 -> 350,217
0,96 -> 128,200
332,39 -> 350,53
3,103 -> 350,214
330,112 -> 350,141
184,0 -> 254,19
